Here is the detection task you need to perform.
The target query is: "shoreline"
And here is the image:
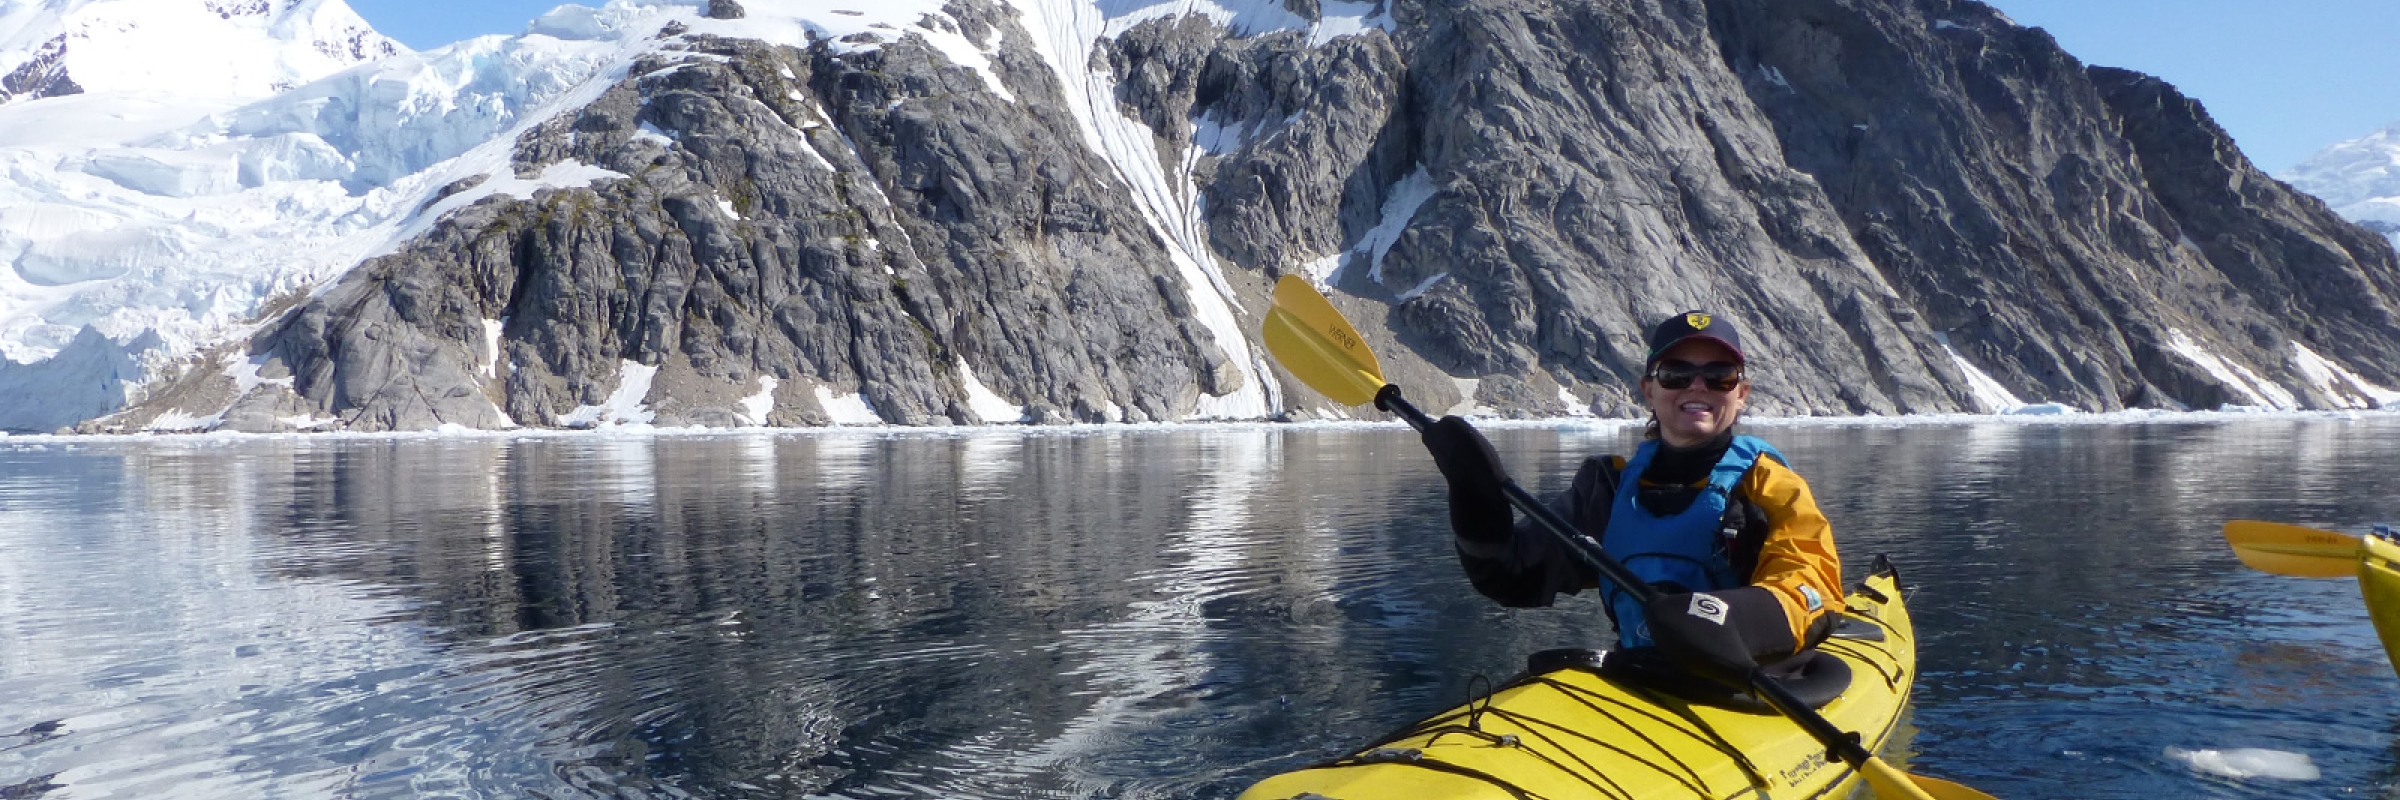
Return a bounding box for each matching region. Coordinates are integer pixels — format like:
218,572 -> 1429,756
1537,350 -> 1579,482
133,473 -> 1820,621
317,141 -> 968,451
1,407 -> 2393,447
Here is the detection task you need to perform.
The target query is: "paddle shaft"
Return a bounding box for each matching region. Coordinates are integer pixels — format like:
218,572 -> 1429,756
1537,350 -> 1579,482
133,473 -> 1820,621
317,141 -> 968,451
1374,384 -> 1886,772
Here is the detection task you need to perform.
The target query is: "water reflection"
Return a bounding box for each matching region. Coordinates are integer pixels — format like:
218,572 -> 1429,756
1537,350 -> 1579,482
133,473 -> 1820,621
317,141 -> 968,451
0,417 -> 2398,798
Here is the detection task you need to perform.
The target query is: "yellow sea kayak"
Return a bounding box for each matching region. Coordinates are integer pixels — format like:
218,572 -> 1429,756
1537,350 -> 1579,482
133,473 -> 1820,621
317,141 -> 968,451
1240,558 -> 1916,800
2358,531 -> 2400,673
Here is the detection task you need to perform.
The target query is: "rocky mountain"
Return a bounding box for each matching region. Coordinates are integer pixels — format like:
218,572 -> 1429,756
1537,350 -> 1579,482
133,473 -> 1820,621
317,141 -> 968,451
2285,120 -> 2400,244
4,0 -> 2396,434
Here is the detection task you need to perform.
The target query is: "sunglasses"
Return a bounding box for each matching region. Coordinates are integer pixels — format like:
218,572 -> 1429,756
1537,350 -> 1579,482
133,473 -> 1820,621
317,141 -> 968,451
1649,359 -> 1744,392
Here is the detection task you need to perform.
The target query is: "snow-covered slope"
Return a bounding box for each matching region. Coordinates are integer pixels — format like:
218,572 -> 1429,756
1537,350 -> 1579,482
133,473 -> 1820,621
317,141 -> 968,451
0,1 -> 669,351
0,2 -> 699,431
2282,120 -> 2400,242
0,0 -> 410,380
0,0 -> 399,103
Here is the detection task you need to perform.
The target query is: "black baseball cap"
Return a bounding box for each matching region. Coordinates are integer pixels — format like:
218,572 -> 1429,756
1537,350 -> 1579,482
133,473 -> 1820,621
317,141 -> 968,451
1645,311 -> 1745,368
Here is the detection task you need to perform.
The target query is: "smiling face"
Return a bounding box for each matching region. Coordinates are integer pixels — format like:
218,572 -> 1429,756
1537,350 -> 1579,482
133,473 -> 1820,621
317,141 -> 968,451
1641,338 -> 1750,447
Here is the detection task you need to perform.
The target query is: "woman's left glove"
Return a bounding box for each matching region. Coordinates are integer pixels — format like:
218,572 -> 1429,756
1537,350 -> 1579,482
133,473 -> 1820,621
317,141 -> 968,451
1642,586 -> 1793,687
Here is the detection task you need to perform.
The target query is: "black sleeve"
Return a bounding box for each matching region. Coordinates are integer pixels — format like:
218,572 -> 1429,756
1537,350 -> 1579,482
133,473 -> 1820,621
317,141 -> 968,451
1453,456 -> 1616,607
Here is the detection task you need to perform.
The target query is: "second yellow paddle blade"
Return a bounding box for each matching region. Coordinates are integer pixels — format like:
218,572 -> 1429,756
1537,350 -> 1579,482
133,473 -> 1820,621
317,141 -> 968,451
1859,758 -> 1998,800
2223,520 -> 2362,579
1261,276 -> 1388,407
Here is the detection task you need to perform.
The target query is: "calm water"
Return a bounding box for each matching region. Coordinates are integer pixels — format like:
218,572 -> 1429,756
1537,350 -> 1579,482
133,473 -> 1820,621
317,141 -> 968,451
3,416 -> 2399,799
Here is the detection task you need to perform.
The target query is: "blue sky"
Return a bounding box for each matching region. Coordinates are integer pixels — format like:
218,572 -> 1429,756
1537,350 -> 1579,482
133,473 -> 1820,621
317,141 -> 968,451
345,0 -> 571,50
346,0 -> 2399,174
1980,0 -> 2400,173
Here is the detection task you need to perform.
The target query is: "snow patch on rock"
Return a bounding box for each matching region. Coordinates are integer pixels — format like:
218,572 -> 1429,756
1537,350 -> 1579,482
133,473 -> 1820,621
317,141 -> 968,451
956,358 -> 1026,423
2164,329 -> 2297,410
558,360 -> 658,427
738,375 -> 779,426
814,385 -> 884,426
1943,344 -> 2026,413
2291,342 -> 2399,409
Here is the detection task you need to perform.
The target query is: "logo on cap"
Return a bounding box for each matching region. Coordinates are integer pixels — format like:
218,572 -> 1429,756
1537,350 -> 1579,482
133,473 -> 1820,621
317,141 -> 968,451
1685,313 -> 1712,331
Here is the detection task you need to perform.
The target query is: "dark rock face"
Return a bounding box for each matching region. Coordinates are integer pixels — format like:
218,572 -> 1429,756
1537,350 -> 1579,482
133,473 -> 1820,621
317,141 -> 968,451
229,18 -> 1246,431
2089,67 -> 2400,389
1701,0 -> 2399,410
1,36 -> 83,105
1123,0 -> 1971,416
138,0 -> 2400,431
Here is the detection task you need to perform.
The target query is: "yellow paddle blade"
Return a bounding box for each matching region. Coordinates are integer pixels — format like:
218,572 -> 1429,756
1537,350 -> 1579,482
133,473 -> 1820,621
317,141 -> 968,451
1261,275 -> 1388,407
1859,757 -> 1998,800
2223,520 -> 2362,579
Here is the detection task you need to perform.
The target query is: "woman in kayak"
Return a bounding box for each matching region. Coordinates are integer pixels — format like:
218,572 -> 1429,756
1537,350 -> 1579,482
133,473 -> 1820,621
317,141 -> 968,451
1424,310 -> 1843,684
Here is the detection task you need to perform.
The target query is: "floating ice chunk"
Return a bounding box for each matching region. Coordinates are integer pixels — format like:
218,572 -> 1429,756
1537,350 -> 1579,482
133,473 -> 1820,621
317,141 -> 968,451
2001,403 -> 2080,416
2165,747 -> 2320,781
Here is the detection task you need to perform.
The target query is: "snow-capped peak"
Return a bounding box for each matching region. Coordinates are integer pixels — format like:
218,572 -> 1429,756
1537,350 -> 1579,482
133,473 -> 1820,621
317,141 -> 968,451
0,0 -> 403,105
2280,119 -> 2400,231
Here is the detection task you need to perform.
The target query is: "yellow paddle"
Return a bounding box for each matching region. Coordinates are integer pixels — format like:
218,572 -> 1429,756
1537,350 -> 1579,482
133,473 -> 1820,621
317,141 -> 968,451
1259,275 -> 1996,800
2223,520 -> 2364,579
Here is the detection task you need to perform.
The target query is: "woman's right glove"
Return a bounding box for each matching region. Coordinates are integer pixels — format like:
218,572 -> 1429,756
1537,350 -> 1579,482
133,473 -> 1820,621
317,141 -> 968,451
1422,416 -> 1512,538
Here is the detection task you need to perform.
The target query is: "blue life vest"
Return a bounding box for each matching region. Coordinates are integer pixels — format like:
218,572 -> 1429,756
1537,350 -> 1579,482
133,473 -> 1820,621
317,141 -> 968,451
1599,435 -> 1782,648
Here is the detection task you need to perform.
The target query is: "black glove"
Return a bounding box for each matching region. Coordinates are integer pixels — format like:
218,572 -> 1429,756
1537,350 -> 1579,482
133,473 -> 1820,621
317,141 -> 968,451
1644,586 -> 1791,688
1422,416 -> 1510,537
